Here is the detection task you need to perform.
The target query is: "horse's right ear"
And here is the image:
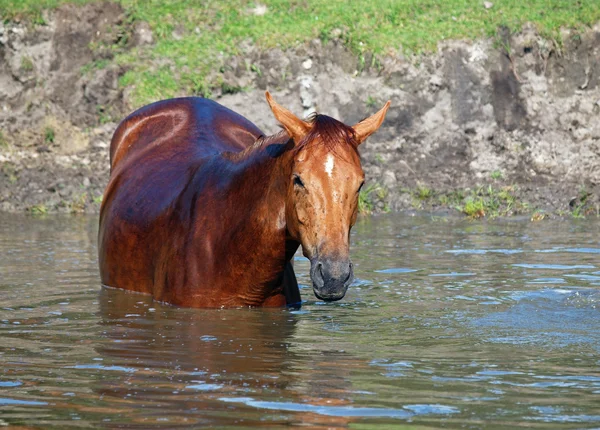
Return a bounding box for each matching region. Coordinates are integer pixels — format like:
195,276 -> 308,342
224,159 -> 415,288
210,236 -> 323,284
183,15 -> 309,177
265,91 -> 310,143
352,101 -> 391,145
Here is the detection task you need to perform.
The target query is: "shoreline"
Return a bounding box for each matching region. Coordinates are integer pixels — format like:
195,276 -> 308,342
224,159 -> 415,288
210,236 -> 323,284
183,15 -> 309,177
1,4 -> 599,219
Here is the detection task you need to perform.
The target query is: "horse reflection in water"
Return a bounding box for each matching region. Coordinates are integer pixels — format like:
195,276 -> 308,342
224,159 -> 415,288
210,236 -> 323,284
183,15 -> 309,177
94,288 -> 362,428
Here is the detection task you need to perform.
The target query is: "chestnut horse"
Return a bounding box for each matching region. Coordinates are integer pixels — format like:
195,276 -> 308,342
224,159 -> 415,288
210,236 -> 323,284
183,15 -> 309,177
98,93 -> 389,308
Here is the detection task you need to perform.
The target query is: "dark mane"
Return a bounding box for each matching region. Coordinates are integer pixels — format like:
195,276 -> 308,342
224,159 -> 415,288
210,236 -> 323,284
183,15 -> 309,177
299,114 -> 358,154
235,113 -> 358,161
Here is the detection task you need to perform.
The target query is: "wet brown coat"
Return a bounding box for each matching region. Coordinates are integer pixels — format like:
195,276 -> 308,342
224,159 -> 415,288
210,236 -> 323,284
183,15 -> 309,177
98,95 -> 389,308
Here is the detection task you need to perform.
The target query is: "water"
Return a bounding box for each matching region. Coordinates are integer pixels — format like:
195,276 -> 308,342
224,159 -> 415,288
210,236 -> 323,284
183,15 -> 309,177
1,214 -> 600,428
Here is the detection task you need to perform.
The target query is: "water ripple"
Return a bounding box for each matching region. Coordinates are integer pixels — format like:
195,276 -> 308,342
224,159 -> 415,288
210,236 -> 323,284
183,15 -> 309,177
218,397 -> 458,418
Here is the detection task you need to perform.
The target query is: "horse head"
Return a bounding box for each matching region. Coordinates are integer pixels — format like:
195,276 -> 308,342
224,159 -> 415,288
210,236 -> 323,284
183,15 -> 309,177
266,92 -> 390,302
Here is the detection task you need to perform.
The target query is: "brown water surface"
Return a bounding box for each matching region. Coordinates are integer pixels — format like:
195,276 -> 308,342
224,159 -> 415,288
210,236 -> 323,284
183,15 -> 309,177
1,214 -> 600,428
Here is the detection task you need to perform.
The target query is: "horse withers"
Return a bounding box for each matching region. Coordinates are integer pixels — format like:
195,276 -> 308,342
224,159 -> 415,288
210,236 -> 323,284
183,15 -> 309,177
98,93 -> 390,308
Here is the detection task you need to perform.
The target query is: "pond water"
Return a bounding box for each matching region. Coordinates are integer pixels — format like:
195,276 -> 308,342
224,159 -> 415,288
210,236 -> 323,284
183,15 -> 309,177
1,214 -> 600,428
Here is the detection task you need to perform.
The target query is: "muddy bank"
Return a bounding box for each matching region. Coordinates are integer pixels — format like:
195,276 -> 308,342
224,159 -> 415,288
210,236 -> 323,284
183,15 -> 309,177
1,4 -> 599,217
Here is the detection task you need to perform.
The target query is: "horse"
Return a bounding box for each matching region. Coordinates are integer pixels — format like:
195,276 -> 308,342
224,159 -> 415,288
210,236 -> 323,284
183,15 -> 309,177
98,92 -> 390,308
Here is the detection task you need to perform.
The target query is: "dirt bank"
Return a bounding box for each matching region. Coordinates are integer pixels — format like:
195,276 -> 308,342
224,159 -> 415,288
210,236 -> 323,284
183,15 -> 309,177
1,4 -> 599,217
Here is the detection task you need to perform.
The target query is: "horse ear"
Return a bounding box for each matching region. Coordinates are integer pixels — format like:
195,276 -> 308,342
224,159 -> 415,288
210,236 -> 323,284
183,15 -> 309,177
352,101 -> 391,145
265,91 -> 310,143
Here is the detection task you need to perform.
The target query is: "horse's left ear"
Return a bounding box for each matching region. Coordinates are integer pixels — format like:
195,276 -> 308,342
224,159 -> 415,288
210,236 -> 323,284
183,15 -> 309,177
352,101 -> 391,145
265,91 -> 310,143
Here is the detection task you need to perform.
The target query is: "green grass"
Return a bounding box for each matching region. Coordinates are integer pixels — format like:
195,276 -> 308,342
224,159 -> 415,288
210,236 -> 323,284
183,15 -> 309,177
434,185 -> 529,218
358,184 -> 377,214
358,183 -> 387,214
415,184 -> 433,200
20,56 -> 34,72
3,0 -> 600,106
490,169 -> 503,180
28,204 -> 48,215
366,95 -> 378,108
462,197 -> 487,218
531,209 -> 547,221
468,186 -> 523,218
69,192 -> 88,213
80,58 -> 110,76
569,187 -> 597,219
44,127 -> 55,144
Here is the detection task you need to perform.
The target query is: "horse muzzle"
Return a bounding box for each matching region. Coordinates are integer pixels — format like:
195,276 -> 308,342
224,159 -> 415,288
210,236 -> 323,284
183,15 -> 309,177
310,257 -> 354,301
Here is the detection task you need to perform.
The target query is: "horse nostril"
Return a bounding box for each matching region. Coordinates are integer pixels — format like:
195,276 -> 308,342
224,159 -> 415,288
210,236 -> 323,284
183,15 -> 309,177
342,262 -> 353,283
318,262 -> 324,279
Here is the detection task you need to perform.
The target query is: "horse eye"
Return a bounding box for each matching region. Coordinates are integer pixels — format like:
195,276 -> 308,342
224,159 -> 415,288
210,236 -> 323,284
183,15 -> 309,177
293,175 -> 305,188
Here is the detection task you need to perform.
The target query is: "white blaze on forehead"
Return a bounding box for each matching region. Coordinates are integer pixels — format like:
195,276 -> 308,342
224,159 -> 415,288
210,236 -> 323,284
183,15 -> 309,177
324,154 -> 335,178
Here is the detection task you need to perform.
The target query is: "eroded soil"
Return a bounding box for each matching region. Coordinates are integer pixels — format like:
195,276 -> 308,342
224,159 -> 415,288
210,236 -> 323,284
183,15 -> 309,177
1,4 -> 599,217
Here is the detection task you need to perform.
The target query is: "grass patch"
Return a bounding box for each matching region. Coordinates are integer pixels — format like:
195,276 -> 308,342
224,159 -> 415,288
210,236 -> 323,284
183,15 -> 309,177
3,0 -> 599,107
438,189 -> 464,206
531,210 -> 547,222
80,58 -> 110,76
221,81 -> 245,95
28,204 -> 48,215
20,56 -> 34,72
568,187 -> 598,219
69,192 -> 88,213
96,105 -> 117,124
44,127 -> 55,144
358,183 -> 387,214
490,170 -> 503,180
366,95 -> 379,109
415,184 -> 433,200
437,185 -> 529,219
462,197 -> 487,219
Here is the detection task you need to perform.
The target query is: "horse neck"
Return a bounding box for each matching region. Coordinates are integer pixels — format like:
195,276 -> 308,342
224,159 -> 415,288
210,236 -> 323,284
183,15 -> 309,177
226,131 -> 298,256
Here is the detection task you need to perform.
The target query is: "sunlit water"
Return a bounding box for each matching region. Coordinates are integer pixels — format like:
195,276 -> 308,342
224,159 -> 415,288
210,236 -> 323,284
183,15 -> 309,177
1,214 -> 600,428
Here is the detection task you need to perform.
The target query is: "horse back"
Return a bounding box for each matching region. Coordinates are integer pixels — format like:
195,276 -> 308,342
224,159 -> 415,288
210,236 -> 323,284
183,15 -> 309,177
109,97 -> 263,170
